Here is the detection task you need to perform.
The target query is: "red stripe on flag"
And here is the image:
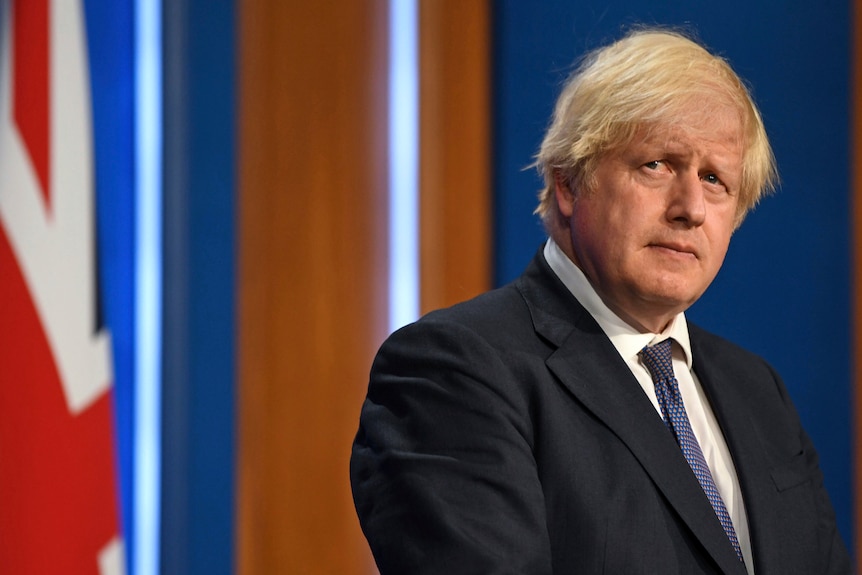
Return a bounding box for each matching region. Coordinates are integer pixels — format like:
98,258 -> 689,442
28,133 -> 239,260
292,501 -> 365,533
0,226 -> 120,574
12,0 -> 51,210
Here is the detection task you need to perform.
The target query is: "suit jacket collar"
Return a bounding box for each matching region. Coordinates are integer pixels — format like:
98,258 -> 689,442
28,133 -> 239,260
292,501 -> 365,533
516,249 -> 749,575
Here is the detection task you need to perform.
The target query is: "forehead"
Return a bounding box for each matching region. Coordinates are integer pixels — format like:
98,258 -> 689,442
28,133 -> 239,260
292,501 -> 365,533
629,100 -> 744,159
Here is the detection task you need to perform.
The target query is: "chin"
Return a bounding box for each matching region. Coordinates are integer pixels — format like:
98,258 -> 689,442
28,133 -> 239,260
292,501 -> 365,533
636,287 -> 698,315
646,272 -> 707,299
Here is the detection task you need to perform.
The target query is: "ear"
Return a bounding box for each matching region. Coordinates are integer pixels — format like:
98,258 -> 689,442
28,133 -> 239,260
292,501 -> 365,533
554,170 -> 576,218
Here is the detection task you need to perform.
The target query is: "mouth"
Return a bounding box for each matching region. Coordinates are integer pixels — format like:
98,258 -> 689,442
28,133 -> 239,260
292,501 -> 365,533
648,242 -> 698,260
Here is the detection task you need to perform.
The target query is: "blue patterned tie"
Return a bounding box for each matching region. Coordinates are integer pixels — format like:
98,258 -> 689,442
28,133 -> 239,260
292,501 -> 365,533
640,339 -> 744,563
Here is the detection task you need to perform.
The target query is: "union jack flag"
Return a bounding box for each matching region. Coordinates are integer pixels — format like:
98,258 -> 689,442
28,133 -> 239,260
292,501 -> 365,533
0,0 -> 125,573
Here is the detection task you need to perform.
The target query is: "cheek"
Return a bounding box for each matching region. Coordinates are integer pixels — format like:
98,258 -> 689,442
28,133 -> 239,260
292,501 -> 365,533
711,236 -> 733,270
709,215 -> 736,254
576,207 -> 622,241
571,193 -> 648,261
579,195 -> 638,232
699,230 -> 734,285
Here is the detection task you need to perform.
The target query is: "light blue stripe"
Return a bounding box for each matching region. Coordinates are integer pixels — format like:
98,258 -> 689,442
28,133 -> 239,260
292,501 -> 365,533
388,0 -> 419,332
134,0 -> 162,573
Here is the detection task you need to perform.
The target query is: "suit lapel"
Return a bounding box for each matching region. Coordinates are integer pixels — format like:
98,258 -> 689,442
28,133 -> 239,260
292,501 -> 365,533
690,331 -> 784,574
518,252 -> 748,575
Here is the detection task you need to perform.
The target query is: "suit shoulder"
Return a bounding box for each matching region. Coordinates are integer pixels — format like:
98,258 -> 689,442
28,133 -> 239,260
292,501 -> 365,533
687,322 -> 785,400
414,282 -> 532,338
688,322 -> 769,364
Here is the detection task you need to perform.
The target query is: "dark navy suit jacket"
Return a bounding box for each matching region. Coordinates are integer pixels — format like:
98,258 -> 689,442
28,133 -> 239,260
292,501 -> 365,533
350,251 -> 850,574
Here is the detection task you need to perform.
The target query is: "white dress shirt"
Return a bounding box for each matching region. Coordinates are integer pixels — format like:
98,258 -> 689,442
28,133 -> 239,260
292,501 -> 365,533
544,239 -> 754,572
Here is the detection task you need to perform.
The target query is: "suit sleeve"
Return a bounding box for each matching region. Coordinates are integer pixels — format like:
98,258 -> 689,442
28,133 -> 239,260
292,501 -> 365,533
350,317 -> 553,575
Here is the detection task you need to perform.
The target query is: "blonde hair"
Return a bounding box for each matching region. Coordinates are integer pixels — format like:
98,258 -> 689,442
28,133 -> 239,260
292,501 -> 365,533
534,29 -> 778,231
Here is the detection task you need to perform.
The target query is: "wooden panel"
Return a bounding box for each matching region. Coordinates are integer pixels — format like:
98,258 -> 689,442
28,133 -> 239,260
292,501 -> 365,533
419,0 -> 492,313
236,2 -> 387,574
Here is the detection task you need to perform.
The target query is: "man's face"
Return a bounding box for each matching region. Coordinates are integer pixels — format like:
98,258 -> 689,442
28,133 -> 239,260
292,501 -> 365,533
557,102 -> 743,333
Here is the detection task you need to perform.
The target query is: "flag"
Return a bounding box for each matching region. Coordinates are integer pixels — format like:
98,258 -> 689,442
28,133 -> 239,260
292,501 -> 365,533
0,0 -> 125,573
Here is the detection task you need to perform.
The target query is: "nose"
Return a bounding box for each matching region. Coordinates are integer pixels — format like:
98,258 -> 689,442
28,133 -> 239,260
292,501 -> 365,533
666,171 -> 706,227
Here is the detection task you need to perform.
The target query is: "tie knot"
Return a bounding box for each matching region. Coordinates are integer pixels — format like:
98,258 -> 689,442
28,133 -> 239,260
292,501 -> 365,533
640,339 -> 675,381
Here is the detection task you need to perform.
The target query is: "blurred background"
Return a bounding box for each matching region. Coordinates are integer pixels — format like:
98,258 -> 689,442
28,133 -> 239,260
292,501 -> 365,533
1,0 -> 859,573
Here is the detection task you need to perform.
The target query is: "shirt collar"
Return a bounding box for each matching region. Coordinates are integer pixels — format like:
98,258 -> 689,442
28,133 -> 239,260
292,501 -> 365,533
544,238 -> 693,369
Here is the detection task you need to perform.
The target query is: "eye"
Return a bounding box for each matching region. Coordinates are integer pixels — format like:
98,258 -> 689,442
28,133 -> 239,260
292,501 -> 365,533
702,173 -> 722,186
644,160 -> 664,170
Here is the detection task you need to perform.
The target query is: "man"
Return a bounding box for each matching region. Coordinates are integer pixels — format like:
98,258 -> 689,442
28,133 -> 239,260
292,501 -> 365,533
350,29 -> 851,574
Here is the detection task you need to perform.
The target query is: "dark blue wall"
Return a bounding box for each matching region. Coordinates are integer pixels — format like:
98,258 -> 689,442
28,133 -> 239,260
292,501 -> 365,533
90,1 -> 237,573
162,0 -> 236,573
493,0 -> 853,548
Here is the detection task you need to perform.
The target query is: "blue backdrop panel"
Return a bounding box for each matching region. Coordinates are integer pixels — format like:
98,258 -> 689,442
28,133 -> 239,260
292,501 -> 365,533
85,0 -> 136,571
161,0 -> 236,573
493,0 -> 852,548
